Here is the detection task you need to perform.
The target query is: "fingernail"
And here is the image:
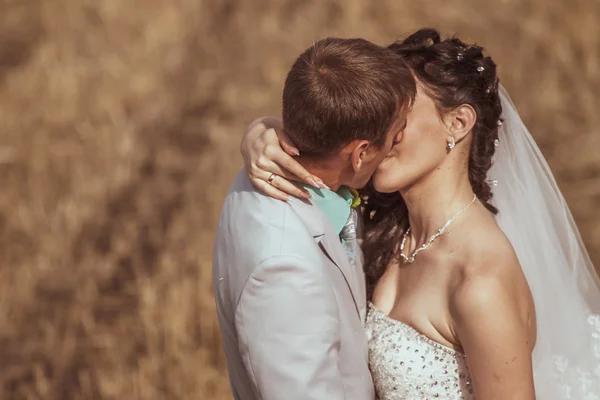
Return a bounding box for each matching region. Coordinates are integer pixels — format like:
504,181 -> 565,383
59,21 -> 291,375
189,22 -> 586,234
293,150 -> 300,156
315,179 -> 330,190
309,178 -> 320,188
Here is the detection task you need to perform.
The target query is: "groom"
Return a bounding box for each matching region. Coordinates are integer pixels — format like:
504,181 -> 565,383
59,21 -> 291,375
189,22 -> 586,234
213,37 -> 415,400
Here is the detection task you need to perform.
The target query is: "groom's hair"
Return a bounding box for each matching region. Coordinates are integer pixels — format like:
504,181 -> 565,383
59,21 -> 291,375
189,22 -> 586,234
282,37 -> 415,159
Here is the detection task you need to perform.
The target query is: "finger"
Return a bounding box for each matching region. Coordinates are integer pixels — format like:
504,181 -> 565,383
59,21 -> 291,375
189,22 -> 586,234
269,174 -> 311,200
267,147 -> 326,188
311,176 -> 329,189
247,116 -> 281,131
251,158 -> 307,188
247,117 -> 265,130
254,167 -> 311,200
274,128 -> 300,157
253,155 -> 326,191
253,157 -> 300,182
252,178 -> 289,202
260,117 -> 284,130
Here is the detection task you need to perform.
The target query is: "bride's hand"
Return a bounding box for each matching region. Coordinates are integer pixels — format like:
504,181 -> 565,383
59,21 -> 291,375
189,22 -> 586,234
241,117 -> 326,201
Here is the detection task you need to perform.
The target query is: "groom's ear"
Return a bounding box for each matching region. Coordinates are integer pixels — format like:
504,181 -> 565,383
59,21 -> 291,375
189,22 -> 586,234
446,104 -> 476,143
343,140 -> 374,172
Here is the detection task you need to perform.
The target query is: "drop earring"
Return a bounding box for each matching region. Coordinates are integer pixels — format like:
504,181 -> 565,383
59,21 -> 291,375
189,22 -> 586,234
447,137 -> 456,150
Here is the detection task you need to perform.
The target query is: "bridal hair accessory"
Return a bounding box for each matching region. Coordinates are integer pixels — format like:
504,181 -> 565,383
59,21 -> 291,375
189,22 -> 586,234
399,194 -> 477,263
477,66 -> 485,72
456,45 -> 468,60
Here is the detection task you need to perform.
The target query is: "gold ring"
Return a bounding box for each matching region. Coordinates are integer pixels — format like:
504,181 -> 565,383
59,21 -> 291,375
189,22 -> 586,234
267,173 -> 277,184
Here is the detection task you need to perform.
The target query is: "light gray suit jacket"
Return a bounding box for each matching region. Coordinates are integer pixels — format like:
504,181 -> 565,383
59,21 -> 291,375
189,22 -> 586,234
213,171 -> 374,400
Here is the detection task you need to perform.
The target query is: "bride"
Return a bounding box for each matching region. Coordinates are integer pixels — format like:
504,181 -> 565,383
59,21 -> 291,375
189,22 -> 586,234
239,29 -> 600,399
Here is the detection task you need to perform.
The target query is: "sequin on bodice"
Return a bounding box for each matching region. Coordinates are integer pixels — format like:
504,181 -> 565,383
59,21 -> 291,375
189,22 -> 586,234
366,304 -> 475,400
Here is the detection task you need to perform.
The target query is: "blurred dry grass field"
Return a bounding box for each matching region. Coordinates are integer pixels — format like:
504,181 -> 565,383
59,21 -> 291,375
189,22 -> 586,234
0,0 -> 598,398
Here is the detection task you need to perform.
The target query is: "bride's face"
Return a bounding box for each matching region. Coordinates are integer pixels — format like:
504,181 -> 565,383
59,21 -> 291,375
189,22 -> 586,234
372,85 -> 449,193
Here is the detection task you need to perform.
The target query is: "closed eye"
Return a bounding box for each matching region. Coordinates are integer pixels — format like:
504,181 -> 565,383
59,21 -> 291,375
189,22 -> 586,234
392,120 -> 407,146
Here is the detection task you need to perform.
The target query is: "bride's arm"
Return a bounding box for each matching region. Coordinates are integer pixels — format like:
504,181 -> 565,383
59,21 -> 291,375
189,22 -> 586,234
240,117 -> 327,201
451,260 -> 536,399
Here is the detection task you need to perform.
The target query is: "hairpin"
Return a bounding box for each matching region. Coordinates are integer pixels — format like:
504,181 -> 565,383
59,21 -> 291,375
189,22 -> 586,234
477,66 -> 485,72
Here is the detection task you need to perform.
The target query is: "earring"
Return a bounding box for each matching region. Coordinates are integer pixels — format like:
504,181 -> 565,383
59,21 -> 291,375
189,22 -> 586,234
447,137 -> 456,150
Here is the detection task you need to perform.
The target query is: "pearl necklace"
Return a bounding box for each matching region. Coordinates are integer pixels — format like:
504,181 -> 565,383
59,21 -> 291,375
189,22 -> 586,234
399,194 -> 477,264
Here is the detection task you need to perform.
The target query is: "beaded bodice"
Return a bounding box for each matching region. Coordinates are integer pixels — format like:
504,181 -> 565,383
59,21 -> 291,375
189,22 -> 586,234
366,304 -> 475,399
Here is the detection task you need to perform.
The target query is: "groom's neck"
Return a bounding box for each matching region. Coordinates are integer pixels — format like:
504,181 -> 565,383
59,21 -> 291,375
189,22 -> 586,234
297,156 -> 348,191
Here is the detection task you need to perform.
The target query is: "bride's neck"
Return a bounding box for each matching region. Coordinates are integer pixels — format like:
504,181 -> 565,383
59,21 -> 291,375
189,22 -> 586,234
401,166 -> 475,243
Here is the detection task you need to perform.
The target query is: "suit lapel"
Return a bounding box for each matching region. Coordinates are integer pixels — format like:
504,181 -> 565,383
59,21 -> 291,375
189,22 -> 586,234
317,229 -> 361,317
287,197 -> 362,319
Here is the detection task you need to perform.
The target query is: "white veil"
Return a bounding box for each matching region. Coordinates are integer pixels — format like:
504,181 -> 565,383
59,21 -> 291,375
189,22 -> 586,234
490,85 -> 600,399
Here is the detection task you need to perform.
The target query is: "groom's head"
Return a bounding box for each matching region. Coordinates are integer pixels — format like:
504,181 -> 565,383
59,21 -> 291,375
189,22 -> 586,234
282,37 -> 415,189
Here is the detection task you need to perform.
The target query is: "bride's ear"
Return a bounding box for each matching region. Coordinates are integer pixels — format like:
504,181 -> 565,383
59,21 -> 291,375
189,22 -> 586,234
446,104 -> 476,143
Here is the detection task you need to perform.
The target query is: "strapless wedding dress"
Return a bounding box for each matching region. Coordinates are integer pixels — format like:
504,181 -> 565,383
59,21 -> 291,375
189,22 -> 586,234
366,303 -> 476,399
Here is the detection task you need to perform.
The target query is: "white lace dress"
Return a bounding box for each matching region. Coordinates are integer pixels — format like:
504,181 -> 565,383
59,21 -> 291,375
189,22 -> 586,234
366,303 -> 475,400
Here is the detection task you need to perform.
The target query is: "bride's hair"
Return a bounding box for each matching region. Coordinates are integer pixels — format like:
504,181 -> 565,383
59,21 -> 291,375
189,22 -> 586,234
362,28 -> 503,298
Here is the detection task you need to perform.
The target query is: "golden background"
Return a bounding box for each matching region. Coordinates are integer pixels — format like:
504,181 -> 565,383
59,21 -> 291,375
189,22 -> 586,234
1,0 -> 598,398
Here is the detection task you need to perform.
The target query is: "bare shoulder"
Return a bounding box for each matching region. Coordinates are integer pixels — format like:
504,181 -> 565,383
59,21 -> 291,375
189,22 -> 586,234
461,213 -> 524,275
449,220 -> 534,329
447,215 -> 537,398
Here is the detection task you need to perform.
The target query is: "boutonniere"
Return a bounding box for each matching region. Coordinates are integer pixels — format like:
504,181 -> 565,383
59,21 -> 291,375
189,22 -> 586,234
349,188 -> 361,208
